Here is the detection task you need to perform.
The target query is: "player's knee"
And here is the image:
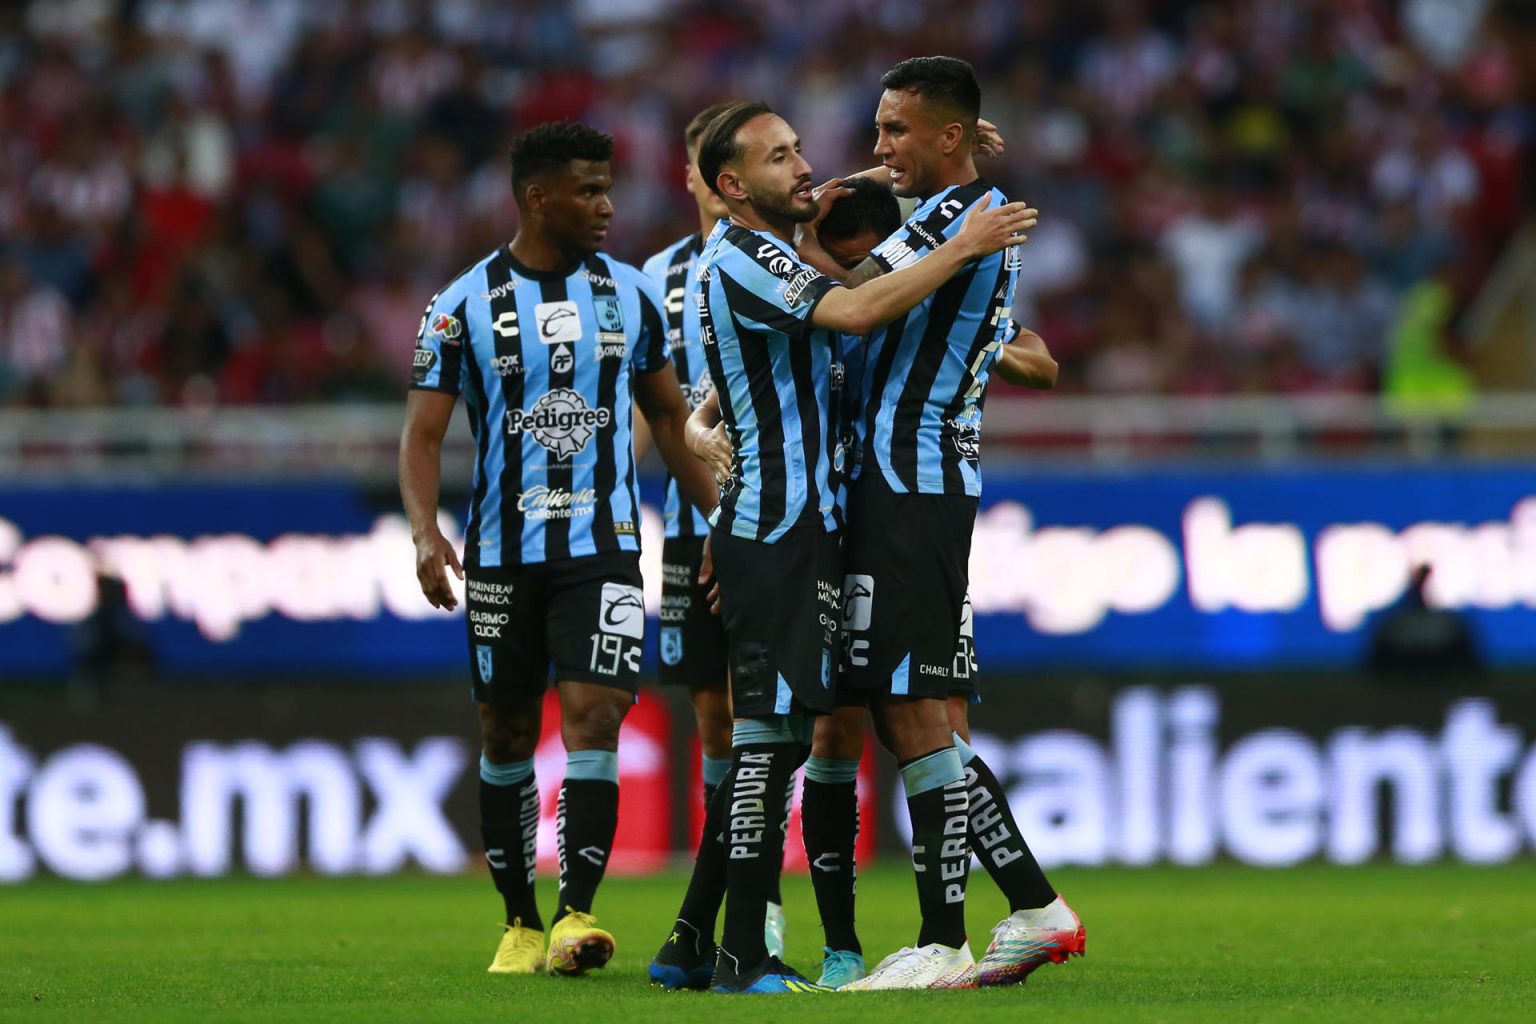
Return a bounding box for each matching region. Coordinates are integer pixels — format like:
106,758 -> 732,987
561,691 -> 629,750
478,702 -> 539,762
812,709 -> 865,760
692,688 -> 733,757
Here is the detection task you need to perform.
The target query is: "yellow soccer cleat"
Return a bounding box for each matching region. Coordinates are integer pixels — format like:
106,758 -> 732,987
487,919 -> 546,974
546,908 -> 615,976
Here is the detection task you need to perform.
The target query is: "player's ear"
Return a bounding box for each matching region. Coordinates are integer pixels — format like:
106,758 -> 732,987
716,169 -> 747,203
941,121 -> 966,157
523,181 -> 547,213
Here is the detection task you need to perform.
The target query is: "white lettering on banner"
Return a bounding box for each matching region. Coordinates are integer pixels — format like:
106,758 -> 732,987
4,493 -> 1535,644
0,730 -> 469,882
888,689 -> 1536,869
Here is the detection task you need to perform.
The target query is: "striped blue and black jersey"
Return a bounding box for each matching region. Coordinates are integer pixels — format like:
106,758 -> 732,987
642,232 -> 712,540
697,220 -> 845,543
410,246 -> 670,568
856,178 -> 1020,496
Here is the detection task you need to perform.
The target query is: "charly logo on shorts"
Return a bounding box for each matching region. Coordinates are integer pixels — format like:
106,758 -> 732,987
660,626 -> 683,666
843,573 -> 874,631
506,388 -> 612,458
599,582 -> 644,639
476,644 -> 494,683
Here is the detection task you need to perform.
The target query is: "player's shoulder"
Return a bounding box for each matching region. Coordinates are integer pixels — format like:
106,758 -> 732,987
434,247 -> 503,305
715,224 -> 803,277
591,253 -> 665,307
642,233 -> 696,279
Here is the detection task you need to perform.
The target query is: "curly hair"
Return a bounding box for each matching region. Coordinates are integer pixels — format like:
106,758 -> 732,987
509,121 -> 615,194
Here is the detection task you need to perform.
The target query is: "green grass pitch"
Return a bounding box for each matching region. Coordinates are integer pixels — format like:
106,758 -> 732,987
5,863 -> 1533,1022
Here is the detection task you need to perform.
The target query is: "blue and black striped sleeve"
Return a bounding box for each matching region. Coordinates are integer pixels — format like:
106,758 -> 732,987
719,229 -> 839,334
868,181 -> 993,274
408,287 -> 468,395
630,274 -> 671,374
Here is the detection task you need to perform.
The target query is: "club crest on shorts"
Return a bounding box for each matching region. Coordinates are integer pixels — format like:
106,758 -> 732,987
476,644 -> 494,683
660,626 -> 683,666
821,647 -> 832,688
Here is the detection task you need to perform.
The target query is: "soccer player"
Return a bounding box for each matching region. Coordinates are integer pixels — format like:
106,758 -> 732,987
797,56 -> 1084,990
399,121 -> 718,979
652,100 -> 1033,996
640,102 -> 790,962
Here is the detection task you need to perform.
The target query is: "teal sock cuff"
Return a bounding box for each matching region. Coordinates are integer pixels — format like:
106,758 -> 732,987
566,749 -> 618,783
899,747 -> 964,798
701,754 -> 732,788
951,731 -> 977,765
805,755 -> 860,784
480,754 -> 533,787
732,713 -> 813,748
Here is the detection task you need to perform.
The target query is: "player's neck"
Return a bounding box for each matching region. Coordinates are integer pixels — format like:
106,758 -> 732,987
918,157 -> 981,200
696,211 -> 719,238
507,231 -> 583,275
728,206 -> 794,245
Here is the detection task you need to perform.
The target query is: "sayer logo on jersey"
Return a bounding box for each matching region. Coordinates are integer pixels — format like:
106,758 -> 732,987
599,583 -> 644,639
534,690 -> 670,873
505,388 -> 611,458
534,301 -> 582,344
430,313 -> 462,343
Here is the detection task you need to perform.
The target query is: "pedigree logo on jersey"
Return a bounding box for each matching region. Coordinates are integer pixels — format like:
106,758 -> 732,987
430,313 -> 462,344
505,388 -> 612,459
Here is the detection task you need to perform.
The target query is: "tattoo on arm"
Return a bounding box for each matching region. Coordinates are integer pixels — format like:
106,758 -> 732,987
845,257 -> 886,288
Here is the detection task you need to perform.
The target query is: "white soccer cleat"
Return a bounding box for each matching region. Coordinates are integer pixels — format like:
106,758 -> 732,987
838,942 -> 975,990
975,895 -> 1086,987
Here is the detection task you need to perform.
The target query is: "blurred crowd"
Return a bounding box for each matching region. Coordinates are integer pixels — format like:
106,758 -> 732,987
0,0 -> 1527,407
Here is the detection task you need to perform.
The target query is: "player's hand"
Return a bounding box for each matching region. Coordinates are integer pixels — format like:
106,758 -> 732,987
974,117 -> 1006,159
414,530 -> 464,610
698,534 -> 722,615
806,177 -> 852,231
954,196 -> 1037,260
692,421 -> 735,484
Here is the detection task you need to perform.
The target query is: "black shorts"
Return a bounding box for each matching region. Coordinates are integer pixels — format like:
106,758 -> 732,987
712,524 -> 842,718
657,536 -> 729,689
466,551 -> 645,707
841,472 -> 979,702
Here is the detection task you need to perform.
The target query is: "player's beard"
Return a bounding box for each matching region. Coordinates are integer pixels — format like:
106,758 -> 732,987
746,177 -> 816,225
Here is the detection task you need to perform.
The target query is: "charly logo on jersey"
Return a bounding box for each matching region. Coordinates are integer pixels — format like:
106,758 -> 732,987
599,583 -> 644,639
783,268 -> 823,307
430,312 -> 462,343
664,285 -> 686,316
505,388 -> 612,458
534,301 -> 582,344
843,573 -> 874,631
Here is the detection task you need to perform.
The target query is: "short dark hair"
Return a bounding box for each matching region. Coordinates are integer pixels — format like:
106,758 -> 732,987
509,121 -> 614,195
696,100 -> 775,199
880,55 -> 981,128
820,176 -> 901,243
685,101 -> 738,159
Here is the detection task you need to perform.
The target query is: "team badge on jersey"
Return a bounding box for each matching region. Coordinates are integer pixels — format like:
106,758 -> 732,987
506,388 -> 612,458
593,295 -> 625,333
431,312 -> 462,342
660,626 -> 683,666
